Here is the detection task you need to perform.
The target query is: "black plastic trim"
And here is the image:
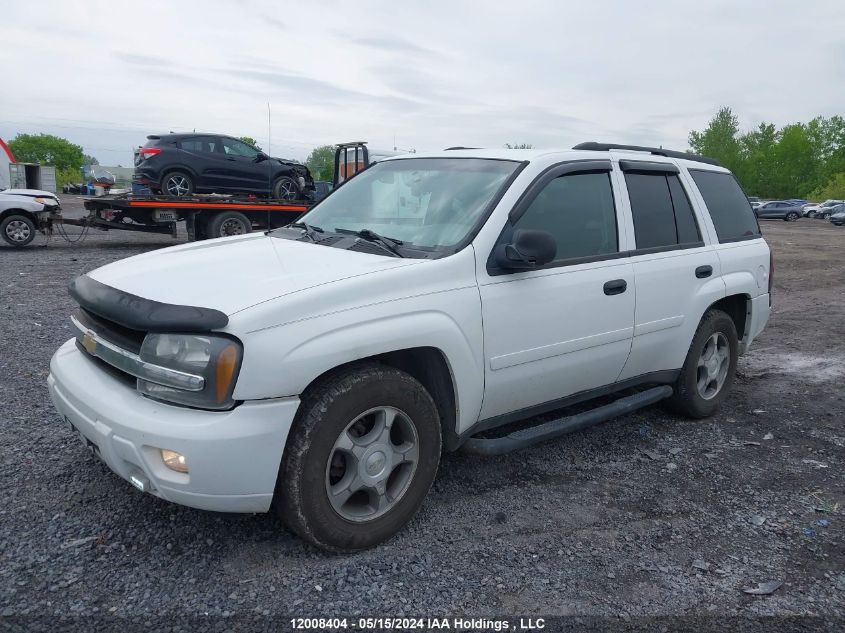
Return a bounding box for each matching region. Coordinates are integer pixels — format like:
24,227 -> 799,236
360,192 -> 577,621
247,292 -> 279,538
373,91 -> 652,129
456,369 -> 680,446
627,241 -> 705,256
507,160 -> 613,224
462,385 -> 673,456
619,159 -> 680,174
573,142 -> 720,166
69,275 -> 229,333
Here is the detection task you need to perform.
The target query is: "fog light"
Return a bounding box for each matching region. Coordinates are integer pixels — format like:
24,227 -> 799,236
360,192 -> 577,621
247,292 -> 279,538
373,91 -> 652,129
160,449 -> 189,473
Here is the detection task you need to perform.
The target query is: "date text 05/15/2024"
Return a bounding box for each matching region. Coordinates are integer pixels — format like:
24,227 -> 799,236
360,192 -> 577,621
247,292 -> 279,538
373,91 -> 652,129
289,617 -> 546,630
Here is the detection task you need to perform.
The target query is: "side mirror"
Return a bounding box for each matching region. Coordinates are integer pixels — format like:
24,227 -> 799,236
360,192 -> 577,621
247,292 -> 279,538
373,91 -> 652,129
494,229 -> 557,270
254,152 -> 268,162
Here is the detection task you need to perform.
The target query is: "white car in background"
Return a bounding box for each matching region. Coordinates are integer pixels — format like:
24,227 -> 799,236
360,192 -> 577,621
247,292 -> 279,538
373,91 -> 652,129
0,188 -> 61,247
803,199 -> 844,218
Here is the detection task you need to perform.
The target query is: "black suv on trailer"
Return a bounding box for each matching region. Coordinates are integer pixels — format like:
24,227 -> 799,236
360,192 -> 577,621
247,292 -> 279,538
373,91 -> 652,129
134,133 -> 315,200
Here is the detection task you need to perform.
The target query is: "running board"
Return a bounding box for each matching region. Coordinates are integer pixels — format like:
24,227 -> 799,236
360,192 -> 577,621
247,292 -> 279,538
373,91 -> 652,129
461,385 -> 673,456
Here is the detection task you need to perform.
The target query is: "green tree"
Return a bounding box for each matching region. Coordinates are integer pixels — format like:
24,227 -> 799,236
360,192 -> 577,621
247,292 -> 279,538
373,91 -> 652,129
83,154 -> 99,165
238,136 -> 262,151
810,172 -> 845,200
505,143 -> 534,149
8,133 -> 84,170
688,107 -> 743,174
305,145 -> 335,181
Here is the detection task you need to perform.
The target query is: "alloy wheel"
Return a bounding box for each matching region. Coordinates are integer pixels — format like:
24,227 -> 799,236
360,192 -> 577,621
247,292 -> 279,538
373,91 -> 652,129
165,175 -> 190,196
5,220 -> 32,243
325,406 -> 419,522
696,332 -> 730,400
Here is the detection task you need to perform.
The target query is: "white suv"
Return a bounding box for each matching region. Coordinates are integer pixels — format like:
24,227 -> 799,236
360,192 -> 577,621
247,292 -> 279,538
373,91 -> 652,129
48,143 -> 771,551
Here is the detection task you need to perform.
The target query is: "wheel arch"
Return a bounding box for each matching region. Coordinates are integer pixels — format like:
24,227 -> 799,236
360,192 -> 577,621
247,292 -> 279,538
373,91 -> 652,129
297,347 -> 461,452
706,293 -> 750,342
0,208 -> 38,224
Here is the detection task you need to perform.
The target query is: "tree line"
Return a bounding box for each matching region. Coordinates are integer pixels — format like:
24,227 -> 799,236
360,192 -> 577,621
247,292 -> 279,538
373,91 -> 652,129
689,107 -> 845,200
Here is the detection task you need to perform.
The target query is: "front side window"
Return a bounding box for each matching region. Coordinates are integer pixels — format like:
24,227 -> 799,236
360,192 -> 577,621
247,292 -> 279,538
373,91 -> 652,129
625,173 -> 702,249
221,138 -> 260,159
290,158 -> 520,251
512,172 -> 618,261
690,170 -> 761,242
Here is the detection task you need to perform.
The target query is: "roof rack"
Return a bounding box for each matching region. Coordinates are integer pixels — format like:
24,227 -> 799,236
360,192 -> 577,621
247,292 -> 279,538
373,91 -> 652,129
572,142 -> 720,166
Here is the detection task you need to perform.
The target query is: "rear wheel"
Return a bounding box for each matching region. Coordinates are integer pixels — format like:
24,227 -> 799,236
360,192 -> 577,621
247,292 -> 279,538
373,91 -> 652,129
1,214 -> 37,247
276,363 -> 441,552
162,171 -> 193,197
272,176 -> 299,201
207,211 -> 251,238
785,211 -> 799,221
667,309 -> 738,419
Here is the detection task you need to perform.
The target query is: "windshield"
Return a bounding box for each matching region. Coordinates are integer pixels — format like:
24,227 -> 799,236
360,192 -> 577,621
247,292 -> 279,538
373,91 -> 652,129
292,158 -> 519,251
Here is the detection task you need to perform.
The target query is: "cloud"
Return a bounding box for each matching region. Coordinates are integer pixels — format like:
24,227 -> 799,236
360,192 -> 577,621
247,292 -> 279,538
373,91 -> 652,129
349,35 -> 434,56
111,52 -> 170,67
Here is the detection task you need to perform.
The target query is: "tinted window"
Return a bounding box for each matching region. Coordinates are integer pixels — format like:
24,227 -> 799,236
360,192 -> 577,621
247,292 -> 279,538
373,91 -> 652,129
625,173 -> 677,249
514,172 -> 618,260
690,170 -> 761,242
667,175 -> 701,244
181,137 -> 218,153
222,138 -> 259,159
626,173 -> 702,249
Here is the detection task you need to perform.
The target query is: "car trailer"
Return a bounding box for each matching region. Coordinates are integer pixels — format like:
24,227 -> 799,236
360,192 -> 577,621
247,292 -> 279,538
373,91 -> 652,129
80,194 -> 312,241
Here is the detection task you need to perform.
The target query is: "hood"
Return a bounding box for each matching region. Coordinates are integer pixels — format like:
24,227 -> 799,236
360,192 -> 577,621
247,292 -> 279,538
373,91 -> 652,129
1,188 -> 59,201
86,233 -> 420,316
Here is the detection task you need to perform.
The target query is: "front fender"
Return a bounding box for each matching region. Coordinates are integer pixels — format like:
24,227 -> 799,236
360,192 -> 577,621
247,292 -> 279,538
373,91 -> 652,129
233,291 -> 485,434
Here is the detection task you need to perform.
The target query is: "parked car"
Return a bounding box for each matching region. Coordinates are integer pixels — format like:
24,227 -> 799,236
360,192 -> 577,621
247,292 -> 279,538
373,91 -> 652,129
754,200 -> 803,221
49,143 -> 771,551
804,199 -> 844,218
133,133 -> 316,200
0,188 -> 61,247
829,204 -> 845,225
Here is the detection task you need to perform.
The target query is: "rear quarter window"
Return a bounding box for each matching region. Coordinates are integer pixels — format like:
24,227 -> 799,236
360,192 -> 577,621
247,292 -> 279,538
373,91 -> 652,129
689,170 -> 761,243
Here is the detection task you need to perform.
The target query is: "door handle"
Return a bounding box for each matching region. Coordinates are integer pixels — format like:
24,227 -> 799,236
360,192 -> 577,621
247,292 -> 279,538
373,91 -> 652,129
603,279 -> 627,295
226,157 -> 236,161
695,265 -> 713,279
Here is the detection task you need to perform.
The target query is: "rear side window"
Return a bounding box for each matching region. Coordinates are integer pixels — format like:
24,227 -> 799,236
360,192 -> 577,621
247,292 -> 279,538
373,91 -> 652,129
514,172 -> 618,261
180,137 -> 218,153
625,173 -> 702,249
689,170 -> 761,242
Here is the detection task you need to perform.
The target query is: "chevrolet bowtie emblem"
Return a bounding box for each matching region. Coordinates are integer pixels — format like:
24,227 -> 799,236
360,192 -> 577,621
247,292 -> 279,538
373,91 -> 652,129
82,331 -> 97,355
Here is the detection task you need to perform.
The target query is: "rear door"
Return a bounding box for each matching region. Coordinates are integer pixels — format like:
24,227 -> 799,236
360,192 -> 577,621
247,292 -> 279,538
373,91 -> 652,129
477,161 -> 635,419
178,136 -> 227,190
614,158 -> 725,380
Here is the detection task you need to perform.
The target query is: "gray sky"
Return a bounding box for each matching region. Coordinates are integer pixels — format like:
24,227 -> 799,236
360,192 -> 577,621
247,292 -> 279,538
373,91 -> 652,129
2,0 -> 843,166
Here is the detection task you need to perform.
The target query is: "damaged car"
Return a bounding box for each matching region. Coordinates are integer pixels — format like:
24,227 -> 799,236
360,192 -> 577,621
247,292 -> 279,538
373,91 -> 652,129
134,133 -> 315,200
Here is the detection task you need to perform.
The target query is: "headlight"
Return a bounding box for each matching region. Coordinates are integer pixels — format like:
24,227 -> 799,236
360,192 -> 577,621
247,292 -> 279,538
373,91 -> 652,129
137,333 -> 242,410
34,197 -> 58,206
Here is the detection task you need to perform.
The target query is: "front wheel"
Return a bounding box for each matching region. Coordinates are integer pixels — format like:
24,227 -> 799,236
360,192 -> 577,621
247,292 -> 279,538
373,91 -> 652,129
276,363 -> 441,552
1,214 -> 37,247
785,211 -> 799,221
272,176 -> 300,201
666,309 -> 738,419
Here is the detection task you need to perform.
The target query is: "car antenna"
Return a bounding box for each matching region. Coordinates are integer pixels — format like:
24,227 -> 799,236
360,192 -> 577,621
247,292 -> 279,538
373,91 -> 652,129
267,101 -> 273,200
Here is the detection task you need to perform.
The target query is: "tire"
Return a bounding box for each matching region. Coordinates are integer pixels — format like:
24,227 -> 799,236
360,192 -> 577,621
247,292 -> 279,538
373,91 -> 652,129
276,363 -> 442,552
666,309 -> 738,419
785,211 -> 799,222
1,214 -> 37,247
207,211 -> 252,238
272,176 -> 300,201
161,171 -> 193,197
821,212 -> 831,220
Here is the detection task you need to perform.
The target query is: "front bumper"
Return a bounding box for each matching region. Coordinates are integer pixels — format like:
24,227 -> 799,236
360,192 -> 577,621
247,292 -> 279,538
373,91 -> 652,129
48,339 -> 299,513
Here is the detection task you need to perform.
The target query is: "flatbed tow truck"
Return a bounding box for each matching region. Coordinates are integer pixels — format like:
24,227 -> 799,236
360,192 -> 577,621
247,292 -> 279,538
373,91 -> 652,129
3,142 -> 394,247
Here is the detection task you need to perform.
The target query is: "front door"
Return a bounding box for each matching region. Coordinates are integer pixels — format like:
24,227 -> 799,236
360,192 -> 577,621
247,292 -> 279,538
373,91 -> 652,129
218,137 -> 269,193
477,164 -> 635,420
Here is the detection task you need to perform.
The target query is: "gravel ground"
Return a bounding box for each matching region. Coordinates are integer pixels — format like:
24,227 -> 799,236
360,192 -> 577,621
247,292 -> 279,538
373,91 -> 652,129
1,201 -> 843,631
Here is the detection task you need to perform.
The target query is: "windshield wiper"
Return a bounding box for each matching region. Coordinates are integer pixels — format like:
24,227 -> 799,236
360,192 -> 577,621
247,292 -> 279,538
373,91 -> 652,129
289,221 -> 324,242
334,228 -> 405,258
